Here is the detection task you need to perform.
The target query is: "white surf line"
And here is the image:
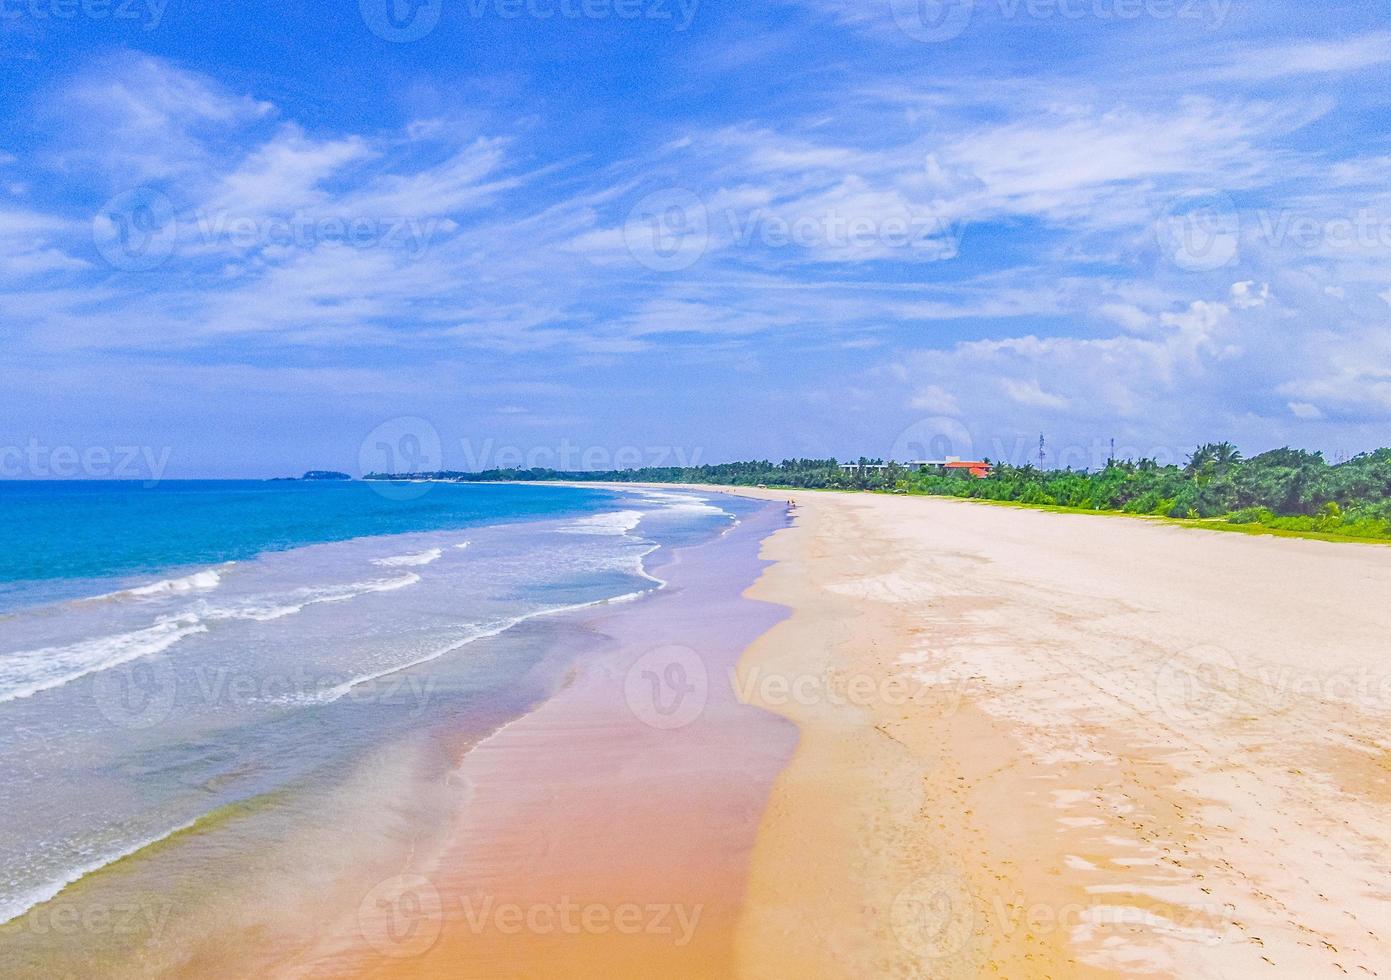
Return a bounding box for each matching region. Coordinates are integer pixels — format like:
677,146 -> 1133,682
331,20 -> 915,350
0,817 -> 199,926
311,586 -> 656,706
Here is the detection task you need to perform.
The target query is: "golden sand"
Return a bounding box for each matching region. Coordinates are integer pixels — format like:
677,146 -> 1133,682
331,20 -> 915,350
729,488 -> 1391,977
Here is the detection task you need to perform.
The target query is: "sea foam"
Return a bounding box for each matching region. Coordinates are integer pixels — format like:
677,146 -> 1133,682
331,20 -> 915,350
0,615 -> 208,704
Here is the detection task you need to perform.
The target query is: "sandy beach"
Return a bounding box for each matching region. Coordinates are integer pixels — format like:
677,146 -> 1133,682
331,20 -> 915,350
729,489 -> 1391,978
9,487 -> 1390,978
311,485 -> 1391,978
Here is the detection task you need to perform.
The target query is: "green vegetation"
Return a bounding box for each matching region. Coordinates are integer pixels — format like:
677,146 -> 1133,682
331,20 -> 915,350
366,443 -> 1391,542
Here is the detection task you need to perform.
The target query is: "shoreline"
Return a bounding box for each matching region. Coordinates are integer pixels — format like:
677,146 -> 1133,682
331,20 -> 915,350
14,484 -> 1391,976
0,487 -> 761,978
295,496 -> 797,977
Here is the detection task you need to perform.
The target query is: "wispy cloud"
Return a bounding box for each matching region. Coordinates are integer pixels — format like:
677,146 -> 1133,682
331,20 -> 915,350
4,9 -> 1391,472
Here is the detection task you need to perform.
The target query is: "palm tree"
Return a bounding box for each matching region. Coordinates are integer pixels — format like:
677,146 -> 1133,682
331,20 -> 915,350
1184,444 -> 1216,477
1212,441 -> 1243,474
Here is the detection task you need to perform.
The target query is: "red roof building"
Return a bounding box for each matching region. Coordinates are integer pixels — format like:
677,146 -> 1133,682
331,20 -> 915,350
943,460 -> 992,479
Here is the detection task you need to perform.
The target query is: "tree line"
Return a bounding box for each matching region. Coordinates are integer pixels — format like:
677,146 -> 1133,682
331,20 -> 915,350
365,443 -> 1391,540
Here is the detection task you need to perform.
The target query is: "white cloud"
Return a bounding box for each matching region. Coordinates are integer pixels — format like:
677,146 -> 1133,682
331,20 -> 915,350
207,125 -> 372,217
1230,281 -> 1269,308
909,384 -> 960,415
1001,378 -> 1068,410
56,54 -> 273,185
7,30 -> 1391,461
1098,302 -> 1152,332
1213,32 -> 1391,82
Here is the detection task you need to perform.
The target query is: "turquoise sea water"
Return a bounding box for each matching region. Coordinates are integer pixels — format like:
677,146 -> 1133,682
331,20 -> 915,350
0,479 -> 758,934
0,480 -> 627,611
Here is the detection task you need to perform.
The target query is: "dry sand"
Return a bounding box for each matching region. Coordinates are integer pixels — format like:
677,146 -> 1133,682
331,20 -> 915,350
729,488 -> 1391,978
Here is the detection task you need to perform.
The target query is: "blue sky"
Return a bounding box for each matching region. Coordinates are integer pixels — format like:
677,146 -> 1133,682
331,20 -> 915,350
2,0 -> 1390,477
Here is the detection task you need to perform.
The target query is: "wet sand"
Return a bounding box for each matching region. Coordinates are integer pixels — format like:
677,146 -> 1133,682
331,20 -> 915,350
303,501 -> 797,978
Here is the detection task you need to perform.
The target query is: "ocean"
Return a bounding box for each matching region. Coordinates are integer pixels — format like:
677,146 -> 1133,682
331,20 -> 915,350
0,479 -> 760,955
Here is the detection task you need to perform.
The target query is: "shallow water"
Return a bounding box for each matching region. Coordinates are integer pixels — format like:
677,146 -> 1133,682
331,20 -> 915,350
0,481 -> 760,954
